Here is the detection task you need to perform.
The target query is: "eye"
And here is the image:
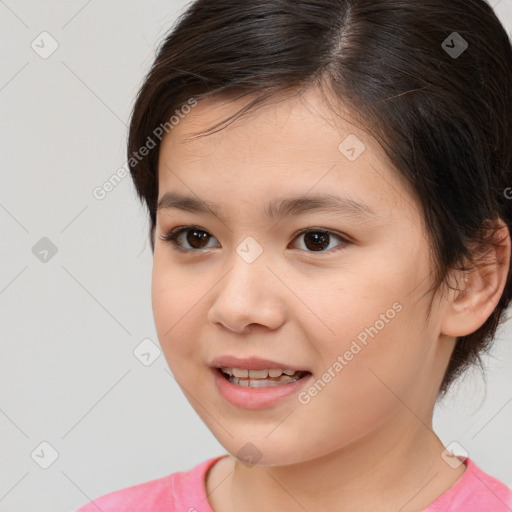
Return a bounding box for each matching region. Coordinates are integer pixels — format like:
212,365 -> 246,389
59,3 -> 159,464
291,228 -> 349,253
159,225 -> 219,252
159,226 -> 350,254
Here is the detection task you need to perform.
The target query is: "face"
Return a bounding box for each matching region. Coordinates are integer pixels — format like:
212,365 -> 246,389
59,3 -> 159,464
152,87 -> 453,466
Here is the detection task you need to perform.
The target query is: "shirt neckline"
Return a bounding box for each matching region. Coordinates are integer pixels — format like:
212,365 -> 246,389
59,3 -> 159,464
198,455 -> 471,511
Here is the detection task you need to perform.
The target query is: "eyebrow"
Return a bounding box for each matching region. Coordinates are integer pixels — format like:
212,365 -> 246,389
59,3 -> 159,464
156,192 -> 379,223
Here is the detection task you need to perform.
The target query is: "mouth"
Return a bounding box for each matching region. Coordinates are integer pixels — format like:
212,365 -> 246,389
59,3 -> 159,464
215,367 -> 312,388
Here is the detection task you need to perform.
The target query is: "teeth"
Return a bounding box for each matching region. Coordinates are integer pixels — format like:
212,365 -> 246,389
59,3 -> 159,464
220,367 -> 300,378
248,369 -> 268,379
218,367 -> 309,388
232,368 -> 249,378
227,374 -> 303,387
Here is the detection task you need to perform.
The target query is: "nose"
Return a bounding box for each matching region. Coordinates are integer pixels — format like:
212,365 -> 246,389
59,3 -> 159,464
207,248 -> 287,334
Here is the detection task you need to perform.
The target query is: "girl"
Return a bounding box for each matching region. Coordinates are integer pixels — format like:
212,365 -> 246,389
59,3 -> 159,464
76,0 -> 512,510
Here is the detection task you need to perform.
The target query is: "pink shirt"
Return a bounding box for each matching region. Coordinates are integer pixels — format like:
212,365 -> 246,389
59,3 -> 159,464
75,455 -> 511,511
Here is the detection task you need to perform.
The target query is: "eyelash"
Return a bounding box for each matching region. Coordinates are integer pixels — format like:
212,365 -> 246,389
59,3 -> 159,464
158,225 -> 351,255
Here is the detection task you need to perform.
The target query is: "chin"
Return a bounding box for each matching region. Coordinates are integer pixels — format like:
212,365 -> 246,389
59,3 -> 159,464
219,435 -> 319,468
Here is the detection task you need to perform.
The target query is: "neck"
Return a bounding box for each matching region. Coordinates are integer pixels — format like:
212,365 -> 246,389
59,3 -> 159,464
211,413 -> 466,512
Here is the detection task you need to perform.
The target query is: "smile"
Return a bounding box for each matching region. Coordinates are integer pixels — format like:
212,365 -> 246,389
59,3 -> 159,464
218,367 -> 310,388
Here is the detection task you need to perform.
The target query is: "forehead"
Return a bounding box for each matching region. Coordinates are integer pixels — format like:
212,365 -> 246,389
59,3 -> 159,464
170,87 -> 361,140
161,88 -> 383,167
156,87 -> 416,222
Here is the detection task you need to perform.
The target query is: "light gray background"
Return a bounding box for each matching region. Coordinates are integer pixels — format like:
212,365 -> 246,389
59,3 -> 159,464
0,1 -> 511,511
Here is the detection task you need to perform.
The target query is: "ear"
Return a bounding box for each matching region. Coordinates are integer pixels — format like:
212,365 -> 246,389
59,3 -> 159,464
441,219 -> 511,338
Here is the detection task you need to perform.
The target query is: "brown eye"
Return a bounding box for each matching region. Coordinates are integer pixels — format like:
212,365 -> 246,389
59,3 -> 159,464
292,229 -> 348,253
160,226 -> 219,252
303,231 -> 330,251
160,226 -> 349,255
183,229 -> 211,249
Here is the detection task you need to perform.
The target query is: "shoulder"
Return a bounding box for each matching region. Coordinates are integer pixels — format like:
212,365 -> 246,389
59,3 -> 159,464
462,458 -> 512,509
74,455 -> 227,512
425,457 -> 512,511
74,474 -> 173,512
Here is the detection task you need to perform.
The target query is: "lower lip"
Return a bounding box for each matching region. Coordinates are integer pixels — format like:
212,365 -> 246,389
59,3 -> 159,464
211,368 -> 312,410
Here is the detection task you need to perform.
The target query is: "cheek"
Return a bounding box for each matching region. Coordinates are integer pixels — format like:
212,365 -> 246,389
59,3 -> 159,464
307,265 -> 431,390
151,257 -> 199,358
314,300 -> 432,425
301,266 -> 403,346
151,260 -> 173,337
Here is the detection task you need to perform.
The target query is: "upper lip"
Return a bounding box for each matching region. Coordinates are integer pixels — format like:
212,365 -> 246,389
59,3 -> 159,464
210,355 -> 310,372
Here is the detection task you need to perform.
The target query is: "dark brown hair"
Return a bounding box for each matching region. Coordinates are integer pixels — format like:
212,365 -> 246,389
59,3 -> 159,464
127,0 -> 512,398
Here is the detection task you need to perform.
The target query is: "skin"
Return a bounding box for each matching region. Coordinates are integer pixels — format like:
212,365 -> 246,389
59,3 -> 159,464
151,86 -> 510,512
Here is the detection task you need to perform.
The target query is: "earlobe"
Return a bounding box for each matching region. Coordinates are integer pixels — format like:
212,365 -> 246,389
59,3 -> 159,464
440,221 -> 511,338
